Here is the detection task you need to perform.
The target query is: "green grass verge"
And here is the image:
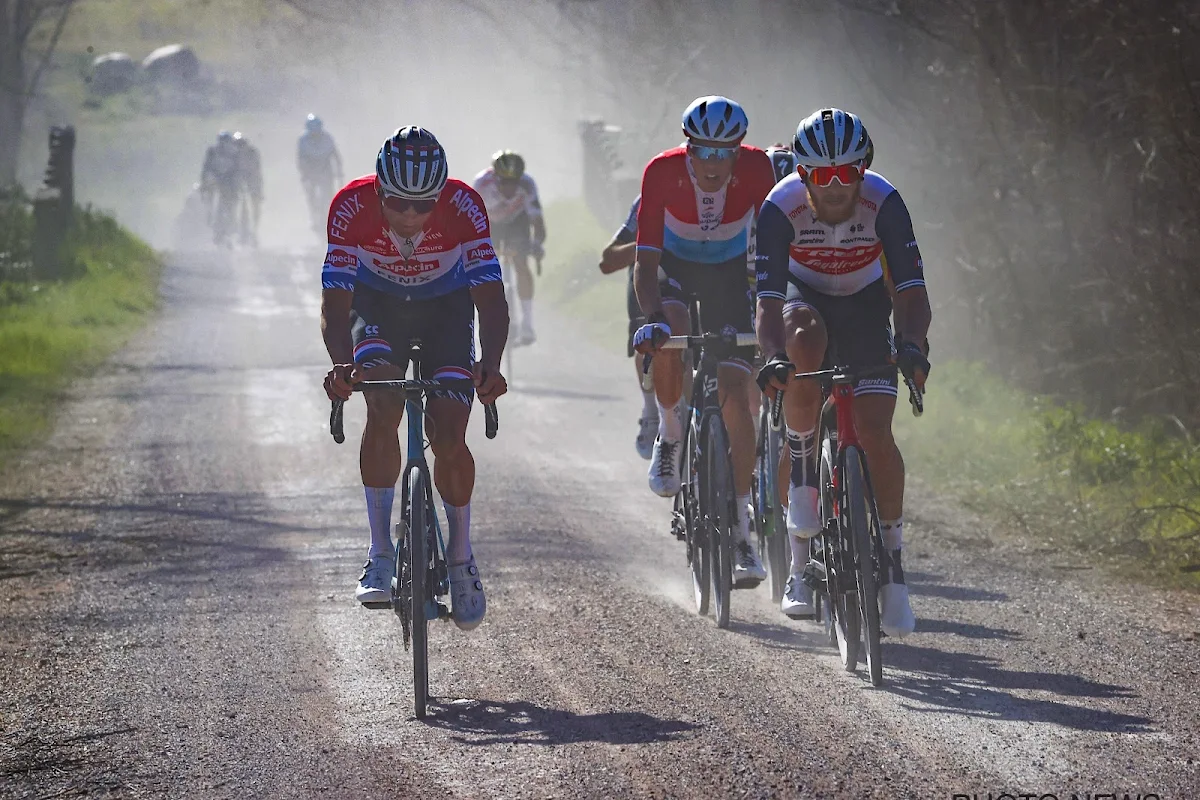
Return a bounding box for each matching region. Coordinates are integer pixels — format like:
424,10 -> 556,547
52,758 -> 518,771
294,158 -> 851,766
0,205 -> 162,460
541,198 -> 1200,589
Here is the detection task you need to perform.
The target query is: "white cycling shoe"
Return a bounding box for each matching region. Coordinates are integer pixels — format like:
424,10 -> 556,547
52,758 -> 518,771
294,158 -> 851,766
648,436 -> 683,497
781,573 -> 816,619
635,415 -> 658,460
354,553 -> 394,605
449,555 -> 486,631
879,548 -> 915,637
787,485 -> 821,538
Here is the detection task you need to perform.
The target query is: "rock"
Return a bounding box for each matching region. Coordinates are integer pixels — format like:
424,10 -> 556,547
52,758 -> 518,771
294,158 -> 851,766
89,52 -> 136,95
141,44 -> 201,84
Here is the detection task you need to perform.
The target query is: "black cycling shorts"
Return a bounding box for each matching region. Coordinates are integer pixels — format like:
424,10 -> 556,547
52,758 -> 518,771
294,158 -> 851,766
784,276 -> 897,397
491,212 -> 532,259
350,286 -> 475,403
660,254 -> 755,371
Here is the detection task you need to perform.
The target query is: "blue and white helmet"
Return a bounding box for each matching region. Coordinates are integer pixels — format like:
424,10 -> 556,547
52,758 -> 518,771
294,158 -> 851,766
305,113 -> 322,133
765,146 -> 799,183
375,126 -> 448,200
792,108 -> 872,168
681,96 -> 748,143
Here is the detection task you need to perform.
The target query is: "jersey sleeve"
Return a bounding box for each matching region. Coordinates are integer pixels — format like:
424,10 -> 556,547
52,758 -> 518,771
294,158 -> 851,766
874,191 -> 925,294
636,160 -> 666,253
523,175 -> 543,219
754,200 -> 793,301
611,196 -> 641,245
454,185 -> 502,286
322,186 -> 364,292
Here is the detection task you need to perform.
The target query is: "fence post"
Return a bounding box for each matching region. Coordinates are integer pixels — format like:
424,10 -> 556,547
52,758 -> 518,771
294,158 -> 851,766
31,126 -> 75,280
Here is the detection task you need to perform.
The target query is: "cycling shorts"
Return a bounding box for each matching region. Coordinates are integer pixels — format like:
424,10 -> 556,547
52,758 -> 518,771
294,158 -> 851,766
349,285 -> 475,404
491,212 -> 532,259
660,254 -> 755,372
784,277 -> 897,397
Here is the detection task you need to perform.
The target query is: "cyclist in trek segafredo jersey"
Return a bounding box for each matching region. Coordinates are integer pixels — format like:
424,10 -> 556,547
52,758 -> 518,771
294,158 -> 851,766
754,108 -> 932,633
321,127 -> 509,634
632,95 -> 776,588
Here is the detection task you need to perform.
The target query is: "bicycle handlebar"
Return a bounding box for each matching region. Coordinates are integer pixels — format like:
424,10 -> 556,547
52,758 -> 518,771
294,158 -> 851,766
658,332 -> 759,350
792,364 -> 925,418
329,378 -> 499,444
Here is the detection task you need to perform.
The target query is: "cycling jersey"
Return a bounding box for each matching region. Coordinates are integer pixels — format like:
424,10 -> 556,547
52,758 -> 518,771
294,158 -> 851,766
755,170 -> 925,300
472,169 -> 542,227
201,144 -> 239,191
322,175 -> 502,302
298,130 -> 340,176
615,195 -> 640,244
635,145 -> 774,266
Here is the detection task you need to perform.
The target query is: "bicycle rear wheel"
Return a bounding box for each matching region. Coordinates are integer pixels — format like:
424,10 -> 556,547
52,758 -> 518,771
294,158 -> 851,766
844,446 -> 883,686
407,467 -> 431,718
705,418 -> 734,629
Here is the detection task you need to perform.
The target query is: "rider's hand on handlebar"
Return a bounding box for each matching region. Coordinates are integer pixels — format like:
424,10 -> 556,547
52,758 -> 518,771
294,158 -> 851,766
755,353 -> 794,400
324,363 -> 359,401
473,362 -> 508,405
632,313 -> 671,355
895,340 -> 931,391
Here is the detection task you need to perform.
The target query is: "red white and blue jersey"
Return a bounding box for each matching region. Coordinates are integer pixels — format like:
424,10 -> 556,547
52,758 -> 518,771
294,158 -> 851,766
322,175 -> 502,301
636,145 -> 775,266
756,170 -> 926,299
472,169 -> 542,226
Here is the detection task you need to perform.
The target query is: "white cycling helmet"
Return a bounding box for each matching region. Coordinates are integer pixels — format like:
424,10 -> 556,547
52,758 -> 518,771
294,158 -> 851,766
765,146 -> 799,183
681,96 -> 748,143
376,126 -> 448,199
792,108 -> 872,168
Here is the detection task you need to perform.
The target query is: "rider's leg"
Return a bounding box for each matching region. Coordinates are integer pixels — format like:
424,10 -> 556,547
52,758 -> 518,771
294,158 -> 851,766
720,359 -> 769,584
360,362 -> 407,557
513,251 -> 535,337
647,300 -> 690,497
629,276 -> 657,459
426,395 -> 474,563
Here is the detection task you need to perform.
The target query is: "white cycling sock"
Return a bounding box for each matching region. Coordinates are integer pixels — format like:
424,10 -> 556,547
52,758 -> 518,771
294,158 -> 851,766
790,535 -> 810,574
641,385 -> 658,419
880,517 -> 904,551
657,398 -> 682,441
444,501 -> 472,565
735,493 -> 752,544
365,486 -> 395,558
521,298 -> 534,330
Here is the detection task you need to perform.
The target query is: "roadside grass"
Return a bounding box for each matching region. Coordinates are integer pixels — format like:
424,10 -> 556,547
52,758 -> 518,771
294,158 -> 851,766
541,199 -> 1200,589
0,203 -> 161,460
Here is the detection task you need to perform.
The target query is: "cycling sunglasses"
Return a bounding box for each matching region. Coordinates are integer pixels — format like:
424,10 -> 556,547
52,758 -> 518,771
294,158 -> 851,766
380,194 -> 438,214
687,143 -> 739,161
799,163 -> 865,187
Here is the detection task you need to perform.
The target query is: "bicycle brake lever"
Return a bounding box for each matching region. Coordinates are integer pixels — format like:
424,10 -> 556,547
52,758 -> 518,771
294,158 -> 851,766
770,388 -> 784,431
905,377 -> 924,418
330,398 -> 346,443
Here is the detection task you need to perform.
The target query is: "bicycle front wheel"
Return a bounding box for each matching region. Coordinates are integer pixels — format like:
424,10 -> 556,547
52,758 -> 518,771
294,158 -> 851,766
763,418 -> 789,603
705,417 -> 734,629
844,445 -> 883,686
683,422 -> 710,615
407,467 -> 431,718
822,435 -> 861,670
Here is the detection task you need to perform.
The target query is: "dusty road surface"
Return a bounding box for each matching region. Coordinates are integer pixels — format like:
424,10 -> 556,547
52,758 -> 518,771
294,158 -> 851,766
2,250 -> 1197,799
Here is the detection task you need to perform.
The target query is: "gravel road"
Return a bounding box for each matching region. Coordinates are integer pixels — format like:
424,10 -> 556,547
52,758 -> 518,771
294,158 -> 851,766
1,250 -> 1196,799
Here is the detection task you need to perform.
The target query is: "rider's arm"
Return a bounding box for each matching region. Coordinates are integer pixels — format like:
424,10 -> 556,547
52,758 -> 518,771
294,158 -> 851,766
321,288 -> 354,364
754,199 -> 793,357
525,177 -> 546,245
600,196 -> 639,274
633,163 -> 666,318
471,280 -> 508,373
875,191 -> 931,352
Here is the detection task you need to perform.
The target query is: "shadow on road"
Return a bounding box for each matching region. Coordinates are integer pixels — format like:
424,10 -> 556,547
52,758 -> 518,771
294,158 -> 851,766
883,642 -> 1153,733
426,698 -> 701,746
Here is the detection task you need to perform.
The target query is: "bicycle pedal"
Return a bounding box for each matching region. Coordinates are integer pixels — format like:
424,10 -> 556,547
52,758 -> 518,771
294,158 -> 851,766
801,562 -> 827,591
733,576 -> 764,590
435,602 -> 452,620
360,601 -> 391,611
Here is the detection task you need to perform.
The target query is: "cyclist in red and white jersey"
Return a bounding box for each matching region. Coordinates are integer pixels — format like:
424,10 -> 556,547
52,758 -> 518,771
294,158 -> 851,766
755,109 -> 931,634
321,127 -> 509,631
633,96 -> 776,586
473,151 -> 546,344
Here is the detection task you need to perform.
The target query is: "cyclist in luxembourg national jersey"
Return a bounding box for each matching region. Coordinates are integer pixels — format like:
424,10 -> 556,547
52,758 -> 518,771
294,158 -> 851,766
755,108 -> 931,634
633,95 -> 776,587
321,127 -> 509,633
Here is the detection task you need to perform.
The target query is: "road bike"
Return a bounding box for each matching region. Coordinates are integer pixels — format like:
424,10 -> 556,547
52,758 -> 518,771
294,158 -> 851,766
800,363 -> 922,685
753,391 -> 790,604
653,330 -> 758,629
329,360 -> 498,718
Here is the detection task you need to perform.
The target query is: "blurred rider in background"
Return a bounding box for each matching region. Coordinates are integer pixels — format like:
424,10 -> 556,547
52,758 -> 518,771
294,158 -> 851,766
200,130 -> 241,246
233,131 -> 263,247
298,113 -> 344,233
